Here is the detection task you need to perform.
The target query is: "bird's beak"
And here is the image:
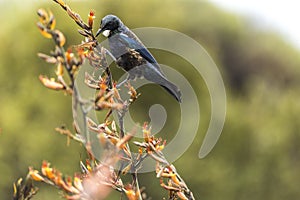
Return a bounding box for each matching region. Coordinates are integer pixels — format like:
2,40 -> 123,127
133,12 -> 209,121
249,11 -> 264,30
95,28 -> 103,37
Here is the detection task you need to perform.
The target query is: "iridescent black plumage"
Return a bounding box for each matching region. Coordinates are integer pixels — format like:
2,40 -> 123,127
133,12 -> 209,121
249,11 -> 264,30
96,15 -> 182,102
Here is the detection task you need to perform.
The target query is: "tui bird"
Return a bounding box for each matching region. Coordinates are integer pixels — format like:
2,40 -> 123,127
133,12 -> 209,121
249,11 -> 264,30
95,15 -> 182,103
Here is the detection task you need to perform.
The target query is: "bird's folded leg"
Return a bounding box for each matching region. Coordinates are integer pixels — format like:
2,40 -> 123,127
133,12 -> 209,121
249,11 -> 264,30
105,48 -> 117,62
116,77 -> 129,88
116,73 -> 137,88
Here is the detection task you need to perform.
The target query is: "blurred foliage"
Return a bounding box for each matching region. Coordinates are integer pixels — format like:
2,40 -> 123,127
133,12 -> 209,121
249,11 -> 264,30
1,0 -> 300,199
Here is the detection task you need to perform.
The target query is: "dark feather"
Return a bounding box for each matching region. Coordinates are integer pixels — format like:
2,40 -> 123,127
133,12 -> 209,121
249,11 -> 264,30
118,33 -> 164,75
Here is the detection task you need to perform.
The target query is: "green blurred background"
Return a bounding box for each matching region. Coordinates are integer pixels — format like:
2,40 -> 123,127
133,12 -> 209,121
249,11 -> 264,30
1,0 -> 300,199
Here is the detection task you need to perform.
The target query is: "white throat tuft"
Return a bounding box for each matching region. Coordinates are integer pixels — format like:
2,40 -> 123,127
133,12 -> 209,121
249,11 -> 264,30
102,30 -> 110,37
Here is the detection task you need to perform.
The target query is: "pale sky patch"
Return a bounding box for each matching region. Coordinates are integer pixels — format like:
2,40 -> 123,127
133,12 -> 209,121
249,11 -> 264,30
210,0 -> 300,50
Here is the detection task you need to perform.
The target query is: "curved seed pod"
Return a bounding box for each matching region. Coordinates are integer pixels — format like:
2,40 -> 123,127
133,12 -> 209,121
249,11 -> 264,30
37,53 -> 57,64
39,75 -> 65,90
48,10 -> 56,30
37,22 -> 52,38
53,30 -> 66,47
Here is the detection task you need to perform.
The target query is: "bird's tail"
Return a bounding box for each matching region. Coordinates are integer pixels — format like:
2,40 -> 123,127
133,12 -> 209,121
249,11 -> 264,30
141,64 -> 182,102
159,80 -> 182,103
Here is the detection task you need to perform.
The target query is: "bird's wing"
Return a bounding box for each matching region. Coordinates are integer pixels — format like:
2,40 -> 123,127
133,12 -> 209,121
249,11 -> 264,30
118,33 -> 164,74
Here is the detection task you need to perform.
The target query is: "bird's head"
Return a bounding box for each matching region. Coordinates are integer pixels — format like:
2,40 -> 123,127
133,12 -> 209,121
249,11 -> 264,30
96,15 -> 123,38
